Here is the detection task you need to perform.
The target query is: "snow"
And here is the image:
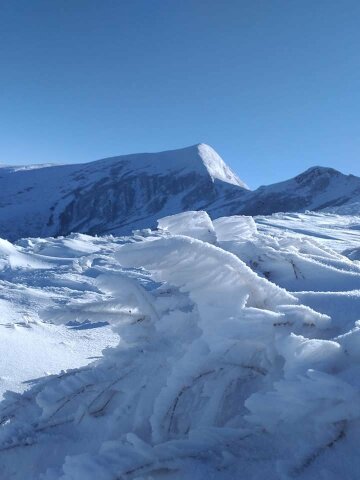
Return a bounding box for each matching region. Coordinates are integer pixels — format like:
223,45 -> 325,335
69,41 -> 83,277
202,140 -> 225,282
197,143 -> 248,188
1,143 -> 360,244
213,214 -> 257,241
0,320 -> 116,398
0,144 -> 248,241
253,166 -> 360,211
0,211 -> 360,479
0,234 -> 121,398
157,211 -> 217,243
322,201 -> 360,215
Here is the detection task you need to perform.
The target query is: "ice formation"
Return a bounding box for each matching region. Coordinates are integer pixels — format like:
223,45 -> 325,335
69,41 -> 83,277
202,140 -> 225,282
0,211 -> 359,479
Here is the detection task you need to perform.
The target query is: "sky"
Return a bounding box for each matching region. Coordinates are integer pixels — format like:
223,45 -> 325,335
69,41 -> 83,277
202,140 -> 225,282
1,0 -> 360,188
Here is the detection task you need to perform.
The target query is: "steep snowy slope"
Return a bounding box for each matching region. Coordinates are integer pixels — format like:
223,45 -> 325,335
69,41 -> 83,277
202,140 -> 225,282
0,144 -> 247,241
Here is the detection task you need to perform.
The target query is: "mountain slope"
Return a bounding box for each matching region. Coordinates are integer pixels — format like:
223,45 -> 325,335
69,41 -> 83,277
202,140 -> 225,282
0,144 -> 247,241
1,145 -> 360,241
211,166 -> 360,217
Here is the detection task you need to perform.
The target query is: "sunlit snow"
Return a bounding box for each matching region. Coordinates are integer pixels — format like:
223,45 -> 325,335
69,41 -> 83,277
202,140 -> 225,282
0,211 -> 359,479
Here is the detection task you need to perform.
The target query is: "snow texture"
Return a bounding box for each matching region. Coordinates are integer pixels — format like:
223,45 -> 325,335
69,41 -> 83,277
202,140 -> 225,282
0,210 -> 360,479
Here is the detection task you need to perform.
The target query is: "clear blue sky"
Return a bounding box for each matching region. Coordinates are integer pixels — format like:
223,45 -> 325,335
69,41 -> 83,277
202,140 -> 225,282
1,0 -> 360,188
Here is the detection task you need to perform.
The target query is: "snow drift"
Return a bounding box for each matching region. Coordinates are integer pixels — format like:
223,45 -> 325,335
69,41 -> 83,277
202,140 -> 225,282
0,211 -> 359,478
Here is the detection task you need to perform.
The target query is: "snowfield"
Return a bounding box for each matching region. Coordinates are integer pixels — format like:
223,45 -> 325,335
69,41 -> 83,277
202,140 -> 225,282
0,211 -> 360,479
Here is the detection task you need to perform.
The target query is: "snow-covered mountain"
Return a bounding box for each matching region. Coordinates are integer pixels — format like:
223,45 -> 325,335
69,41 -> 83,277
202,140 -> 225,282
2,144 -> 360,479
0,144 -> 247,241
1,144 -> 360,240
214,166 -> 360,217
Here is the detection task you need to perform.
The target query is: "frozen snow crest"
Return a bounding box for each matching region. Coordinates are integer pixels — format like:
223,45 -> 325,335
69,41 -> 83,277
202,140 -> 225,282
158,211 -> 217,243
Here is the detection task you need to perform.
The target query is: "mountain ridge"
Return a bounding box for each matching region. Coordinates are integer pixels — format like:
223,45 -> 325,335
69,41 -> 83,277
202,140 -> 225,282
0,143 -> 359,241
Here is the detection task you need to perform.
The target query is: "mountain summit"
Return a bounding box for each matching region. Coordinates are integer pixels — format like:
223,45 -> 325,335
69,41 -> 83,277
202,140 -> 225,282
195,144 -> 248,188
0,144 -> 247,240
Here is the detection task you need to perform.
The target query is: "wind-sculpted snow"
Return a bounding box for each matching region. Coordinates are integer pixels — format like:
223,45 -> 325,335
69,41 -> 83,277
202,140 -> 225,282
115,235 -> 297,313
0,212 -> 360,478
157,210 -> 217,243
212,214 -> 257,241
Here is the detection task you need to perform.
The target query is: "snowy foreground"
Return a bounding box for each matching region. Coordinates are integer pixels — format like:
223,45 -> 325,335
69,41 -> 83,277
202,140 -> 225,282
1,211 -> 360,479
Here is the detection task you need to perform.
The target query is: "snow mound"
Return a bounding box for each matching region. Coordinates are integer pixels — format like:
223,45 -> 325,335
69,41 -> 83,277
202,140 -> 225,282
116,234 -> 296,312
0,238 -> 48,269
213,215 -> 257,241
158,211 -> 216,243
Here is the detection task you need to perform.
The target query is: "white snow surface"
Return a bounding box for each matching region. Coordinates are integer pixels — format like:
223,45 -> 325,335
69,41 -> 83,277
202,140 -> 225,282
0,211 -> 360,479
213,214 -> 257,241
157,211 -> 217,243
322,201 -> 360,215
197,143 -> 248,187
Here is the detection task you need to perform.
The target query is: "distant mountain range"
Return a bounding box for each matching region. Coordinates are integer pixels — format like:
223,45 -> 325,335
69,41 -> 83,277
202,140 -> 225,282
1,143 -> 360,241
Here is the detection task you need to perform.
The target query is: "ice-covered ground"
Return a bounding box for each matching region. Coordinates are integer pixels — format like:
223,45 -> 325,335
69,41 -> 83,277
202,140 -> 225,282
0,211 -> 360,479
0,235 -> 122,398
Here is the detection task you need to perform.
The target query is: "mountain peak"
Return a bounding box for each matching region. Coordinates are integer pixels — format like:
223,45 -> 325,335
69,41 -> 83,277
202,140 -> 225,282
86,143 -> 248,189
196,143 -> 249,189
294,166 -> 341,184
0,143 -> 248,241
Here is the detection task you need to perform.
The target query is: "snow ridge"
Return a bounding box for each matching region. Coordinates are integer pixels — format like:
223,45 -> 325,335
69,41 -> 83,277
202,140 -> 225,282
197,143 -> 248,188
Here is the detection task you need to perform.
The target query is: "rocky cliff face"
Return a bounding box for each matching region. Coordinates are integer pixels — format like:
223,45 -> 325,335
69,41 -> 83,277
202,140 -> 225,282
1,145 -> 359,241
